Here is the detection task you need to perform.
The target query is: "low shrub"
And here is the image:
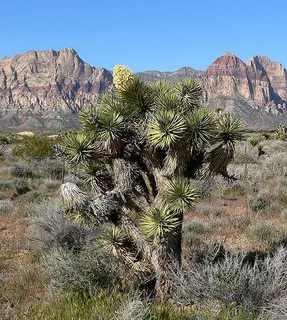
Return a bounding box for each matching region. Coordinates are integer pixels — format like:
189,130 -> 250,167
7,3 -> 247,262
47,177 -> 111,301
30,201 -> 100,252
11,163 -> 34,178
0,199 -> 13,214
175,247 -> 287,313
15,190 -> 46,204
12,135 -> 57,160
0,180 -> 14,191
15,178 -> 31,195
246,223 -> 286,246
196,203 -> 222,218
42,247 -> 124,295
39,158 -> 66,180
248,196 -> 269,213
183,219 -> 209,236
23,290 -> 132,320
190,177 -> 215,199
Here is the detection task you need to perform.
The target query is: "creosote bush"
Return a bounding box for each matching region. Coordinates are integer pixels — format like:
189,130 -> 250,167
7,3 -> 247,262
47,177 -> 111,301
12,135 -> 58,160
248,196 -> 269,213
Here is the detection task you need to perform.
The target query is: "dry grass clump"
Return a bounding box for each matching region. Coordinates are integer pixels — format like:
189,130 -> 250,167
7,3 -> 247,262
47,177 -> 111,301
246,222 -> 287,246
0,199 -> 13,214
196,203 -> 222,218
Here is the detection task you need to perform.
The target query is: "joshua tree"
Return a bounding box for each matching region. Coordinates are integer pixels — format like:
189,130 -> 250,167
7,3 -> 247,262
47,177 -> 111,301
59,65 -> 244,300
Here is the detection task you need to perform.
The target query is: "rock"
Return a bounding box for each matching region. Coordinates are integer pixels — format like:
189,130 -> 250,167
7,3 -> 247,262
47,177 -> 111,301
1,48 -> 287,130
0,48 -> 113,129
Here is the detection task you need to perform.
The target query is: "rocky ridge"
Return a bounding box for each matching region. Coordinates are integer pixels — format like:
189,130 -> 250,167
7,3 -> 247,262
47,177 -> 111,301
139,52 -> 287,128
1,49 -> 287,130
0,48 -> 112,130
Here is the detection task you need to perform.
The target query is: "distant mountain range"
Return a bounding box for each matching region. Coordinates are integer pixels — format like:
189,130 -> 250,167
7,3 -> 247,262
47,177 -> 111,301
1,48 -> 287,130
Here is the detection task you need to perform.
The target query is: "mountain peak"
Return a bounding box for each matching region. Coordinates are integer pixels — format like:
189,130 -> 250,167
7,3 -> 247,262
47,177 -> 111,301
222,51 -> 235,57
206,52 -> 246,77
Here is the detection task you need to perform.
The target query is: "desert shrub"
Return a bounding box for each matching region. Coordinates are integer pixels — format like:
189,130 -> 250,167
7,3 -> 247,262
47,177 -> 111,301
248,135 -> 262,147
42,247 -> 124,295
0,144 -> 6,157
196,203 -> 222,218
15,178 -> 31,195
175,247 -> 287,313
30,201 -> 100,252
183,219 -> 209,235
42,178 -> 61,190
190,177 -> 215,199
182,220 -> 210,248
233,142 -> 258,164
259,295 -> 287,320
246,223 -> 287,246
12,135 -> 57,160
280,208 -> 287,220
260,139 -> 287,154
261,152 -> 287,178
0,135 -> 9,144
0,199 -> 13,214
39,158 -> 66,180
248,196 -> 269,212
211,175 -> 245,199
11,163 -> 35,178
15,190 -> 46,205
0,180 -> 14,191
188,242 -> 225,264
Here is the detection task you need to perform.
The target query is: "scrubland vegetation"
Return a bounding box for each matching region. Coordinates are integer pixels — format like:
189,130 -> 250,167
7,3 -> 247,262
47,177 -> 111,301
2,70 -> 287,319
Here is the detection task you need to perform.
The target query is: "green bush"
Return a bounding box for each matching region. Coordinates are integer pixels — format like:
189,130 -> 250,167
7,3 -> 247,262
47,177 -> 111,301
248,196 -> 269,212
12,135 -> 58,160
246,222 -> 286,245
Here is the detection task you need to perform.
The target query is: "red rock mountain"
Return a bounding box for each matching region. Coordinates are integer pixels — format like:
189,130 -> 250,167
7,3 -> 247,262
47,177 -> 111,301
0,48 -> 112,129
1,49 -> 287,130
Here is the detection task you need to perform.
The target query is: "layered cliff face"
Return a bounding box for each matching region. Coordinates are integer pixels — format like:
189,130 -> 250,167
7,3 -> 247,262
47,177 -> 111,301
201,53 -> 287,125
1,48 -> 287,130
0,48 -> 112,129
139,52 -> 287,128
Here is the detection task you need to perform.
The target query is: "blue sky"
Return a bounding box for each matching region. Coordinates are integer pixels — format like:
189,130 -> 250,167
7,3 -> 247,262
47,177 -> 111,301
1,0 -> 286,72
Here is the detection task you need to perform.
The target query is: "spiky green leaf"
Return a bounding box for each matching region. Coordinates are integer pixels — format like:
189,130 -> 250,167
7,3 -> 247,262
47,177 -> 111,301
61,132 -> 105,165
187,108 -> 216,148
118,77 -> 155,116
174,78 -> 202,110
140,206 -> 180,239
154,92 -> 181,112
214,113 -> 244,144
148,110 -> 186,148
163,179 -> 197,212
80,162 -> 113,193
100,225 -> 126,256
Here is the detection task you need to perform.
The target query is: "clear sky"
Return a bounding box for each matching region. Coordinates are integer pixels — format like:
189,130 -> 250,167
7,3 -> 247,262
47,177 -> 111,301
1,0 -> 286,72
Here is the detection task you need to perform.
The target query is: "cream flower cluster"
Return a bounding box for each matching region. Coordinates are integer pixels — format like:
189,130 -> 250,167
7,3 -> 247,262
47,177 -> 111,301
113,64 -> 133,90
